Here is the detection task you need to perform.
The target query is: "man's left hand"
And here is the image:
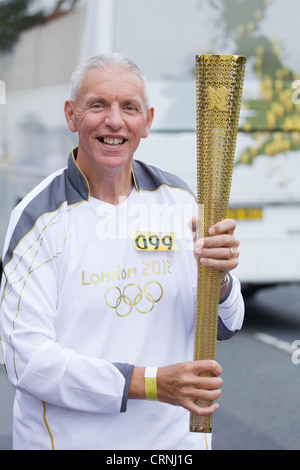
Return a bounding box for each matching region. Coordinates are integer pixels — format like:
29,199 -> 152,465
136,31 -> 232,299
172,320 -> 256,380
190,218 -> 240,279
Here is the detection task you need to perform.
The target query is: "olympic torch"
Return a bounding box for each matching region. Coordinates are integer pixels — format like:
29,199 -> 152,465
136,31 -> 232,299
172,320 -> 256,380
190,54 -> 246,433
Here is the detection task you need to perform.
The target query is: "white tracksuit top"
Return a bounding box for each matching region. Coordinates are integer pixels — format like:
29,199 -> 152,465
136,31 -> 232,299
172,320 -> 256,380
0,148 -> 244,450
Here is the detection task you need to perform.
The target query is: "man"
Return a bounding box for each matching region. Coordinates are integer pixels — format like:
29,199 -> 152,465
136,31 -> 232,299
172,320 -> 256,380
0,53 -> 244,450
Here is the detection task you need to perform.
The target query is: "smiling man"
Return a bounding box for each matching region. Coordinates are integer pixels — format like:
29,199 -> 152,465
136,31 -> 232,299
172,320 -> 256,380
0,53 -> 244,450
64,61 -> 154,203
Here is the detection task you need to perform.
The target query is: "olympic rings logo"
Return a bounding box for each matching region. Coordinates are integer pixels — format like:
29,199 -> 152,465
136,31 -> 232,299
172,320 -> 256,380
105,281 -> 163,317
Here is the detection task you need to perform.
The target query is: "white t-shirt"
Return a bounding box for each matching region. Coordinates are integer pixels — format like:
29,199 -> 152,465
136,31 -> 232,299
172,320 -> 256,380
0,148 -> 244,450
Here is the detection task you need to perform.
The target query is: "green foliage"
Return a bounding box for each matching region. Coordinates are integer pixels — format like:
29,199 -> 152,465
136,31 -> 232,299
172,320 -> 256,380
0,0 -> 46,52
207,0 -> 300,165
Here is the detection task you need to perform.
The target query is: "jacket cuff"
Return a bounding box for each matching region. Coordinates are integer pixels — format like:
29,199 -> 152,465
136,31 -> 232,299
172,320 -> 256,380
219,272 -> 233,304
113,363 -> 134,412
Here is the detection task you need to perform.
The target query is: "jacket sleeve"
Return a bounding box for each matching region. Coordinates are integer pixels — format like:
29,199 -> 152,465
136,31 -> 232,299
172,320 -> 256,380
217,274 -> 245,340
0,206 -> 133,414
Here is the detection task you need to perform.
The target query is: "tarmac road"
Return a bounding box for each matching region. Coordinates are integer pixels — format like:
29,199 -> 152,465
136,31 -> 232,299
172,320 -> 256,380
0,363 -> 13,450
1,284 -> 299,451
213,283 -> 300,450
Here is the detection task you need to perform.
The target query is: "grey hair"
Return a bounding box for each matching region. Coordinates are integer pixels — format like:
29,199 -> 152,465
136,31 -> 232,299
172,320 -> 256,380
70,52 -> 150,107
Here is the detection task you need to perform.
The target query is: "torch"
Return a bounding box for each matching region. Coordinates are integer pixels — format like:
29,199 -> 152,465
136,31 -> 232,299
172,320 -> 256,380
190,54 -> 246,433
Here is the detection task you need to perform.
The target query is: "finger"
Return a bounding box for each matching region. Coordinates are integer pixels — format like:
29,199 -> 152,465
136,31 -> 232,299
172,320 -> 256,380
195,387 -> 222,402
188,217 -> 197,233
209,218 -> 236,236
194,234 -> 239,252
196,376 -> 224,391
189,217 -> 199,242
195,246 -> 239,261
188,401 -> 220,417
193,360 -> 223,377
200,256 -> 239,272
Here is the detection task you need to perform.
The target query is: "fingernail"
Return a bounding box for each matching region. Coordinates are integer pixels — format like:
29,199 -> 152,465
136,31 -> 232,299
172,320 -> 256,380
209,227 -> 216,235
194,239 -> 204,256
196,239 -> 204,249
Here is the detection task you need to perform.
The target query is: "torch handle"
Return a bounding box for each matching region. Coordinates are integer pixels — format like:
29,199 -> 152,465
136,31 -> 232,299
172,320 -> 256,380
189,253 -> 221,433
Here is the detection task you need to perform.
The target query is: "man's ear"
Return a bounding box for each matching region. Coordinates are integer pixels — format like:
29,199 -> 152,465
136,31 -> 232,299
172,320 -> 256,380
142,107 -> 154,139
64,100 -> 77,133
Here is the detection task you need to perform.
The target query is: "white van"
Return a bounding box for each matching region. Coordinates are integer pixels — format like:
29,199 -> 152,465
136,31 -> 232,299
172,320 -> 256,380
1,0 -> 299,293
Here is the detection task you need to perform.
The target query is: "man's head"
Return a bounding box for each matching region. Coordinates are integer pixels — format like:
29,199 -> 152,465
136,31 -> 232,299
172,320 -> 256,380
69,53 -> 150,109
64,53 -> 154,175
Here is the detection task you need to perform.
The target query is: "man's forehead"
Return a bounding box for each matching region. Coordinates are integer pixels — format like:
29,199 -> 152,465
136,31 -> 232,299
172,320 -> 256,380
79,65 -> 146,101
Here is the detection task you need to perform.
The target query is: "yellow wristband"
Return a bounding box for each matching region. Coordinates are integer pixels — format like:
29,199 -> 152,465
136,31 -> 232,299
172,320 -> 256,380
144,367 -> 158,401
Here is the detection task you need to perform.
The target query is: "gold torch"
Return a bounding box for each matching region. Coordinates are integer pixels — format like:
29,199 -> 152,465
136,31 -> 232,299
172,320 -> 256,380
190,54 -> 246,433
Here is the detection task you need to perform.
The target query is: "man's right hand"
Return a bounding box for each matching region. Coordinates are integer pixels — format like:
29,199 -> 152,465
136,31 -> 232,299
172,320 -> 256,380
129,360 -> 223,416
157,360 -> 223,415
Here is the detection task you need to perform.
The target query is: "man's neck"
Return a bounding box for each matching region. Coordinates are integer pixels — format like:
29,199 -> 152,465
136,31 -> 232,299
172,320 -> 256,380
89,173 -> 134,205
75,148 -> 134,205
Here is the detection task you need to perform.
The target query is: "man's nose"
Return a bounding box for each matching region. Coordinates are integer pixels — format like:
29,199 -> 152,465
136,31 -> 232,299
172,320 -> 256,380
105,103 -> 124,129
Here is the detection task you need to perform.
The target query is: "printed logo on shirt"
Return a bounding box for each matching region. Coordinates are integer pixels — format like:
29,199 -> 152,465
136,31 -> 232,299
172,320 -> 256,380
81,260 -> 172,286
81,260 -> 172,318
105,281 -> 163,317
134,232 -> 177,251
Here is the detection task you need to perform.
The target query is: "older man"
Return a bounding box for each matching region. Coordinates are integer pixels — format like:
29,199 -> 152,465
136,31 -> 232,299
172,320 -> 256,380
0,53 -> 244,450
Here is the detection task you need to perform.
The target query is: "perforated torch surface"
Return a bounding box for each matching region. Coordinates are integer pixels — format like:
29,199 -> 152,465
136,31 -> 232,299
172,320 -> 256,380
190,54 -> 246,433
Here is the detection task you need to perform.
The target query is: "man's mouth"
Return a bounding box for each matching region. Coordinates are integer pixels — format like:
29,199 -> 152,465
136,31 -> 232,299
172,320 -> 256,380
98,137 -> 126,146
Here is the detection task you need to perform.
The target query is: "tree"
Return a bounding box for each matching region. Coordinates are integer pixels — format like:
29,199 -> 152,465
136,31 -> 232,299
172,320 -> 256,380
0,0 -> 80,53
0,0 -> 46,52
203,0 -> 300,165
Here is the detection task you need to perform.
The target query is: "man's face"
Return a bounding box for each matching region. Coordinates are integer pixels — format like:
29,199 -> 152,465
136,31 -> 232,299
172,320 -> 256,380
65,65 -> 154,172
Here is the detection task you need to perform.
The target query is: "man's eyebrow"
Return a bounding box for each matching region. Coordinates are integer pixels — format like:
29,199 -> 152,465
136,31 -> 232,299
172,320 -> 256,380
122,99 -> 143,108
86,96 -> 109,106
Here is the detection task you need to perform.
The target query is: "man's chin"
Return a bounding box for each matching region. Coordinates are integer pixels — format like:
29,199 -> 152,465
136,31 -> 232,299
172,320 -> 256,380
95,153 -> 133,170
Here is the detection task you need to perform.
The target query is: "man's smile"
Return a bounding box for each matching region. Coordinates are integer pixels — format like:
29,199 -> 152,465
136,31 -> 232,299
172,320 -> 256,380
97,136 -> 127,146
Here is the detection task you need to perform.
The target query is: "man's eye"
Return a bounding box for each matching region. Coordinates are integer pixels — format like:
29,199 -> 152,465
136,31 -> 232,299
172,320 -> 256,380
123,104 -> 137,112
92,103 -> 104,110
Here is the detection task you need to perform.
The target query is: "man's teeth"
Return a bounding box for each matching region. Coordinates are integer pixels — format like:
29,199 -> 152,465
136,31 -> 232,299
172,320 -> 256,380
100,137 -> 125,145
